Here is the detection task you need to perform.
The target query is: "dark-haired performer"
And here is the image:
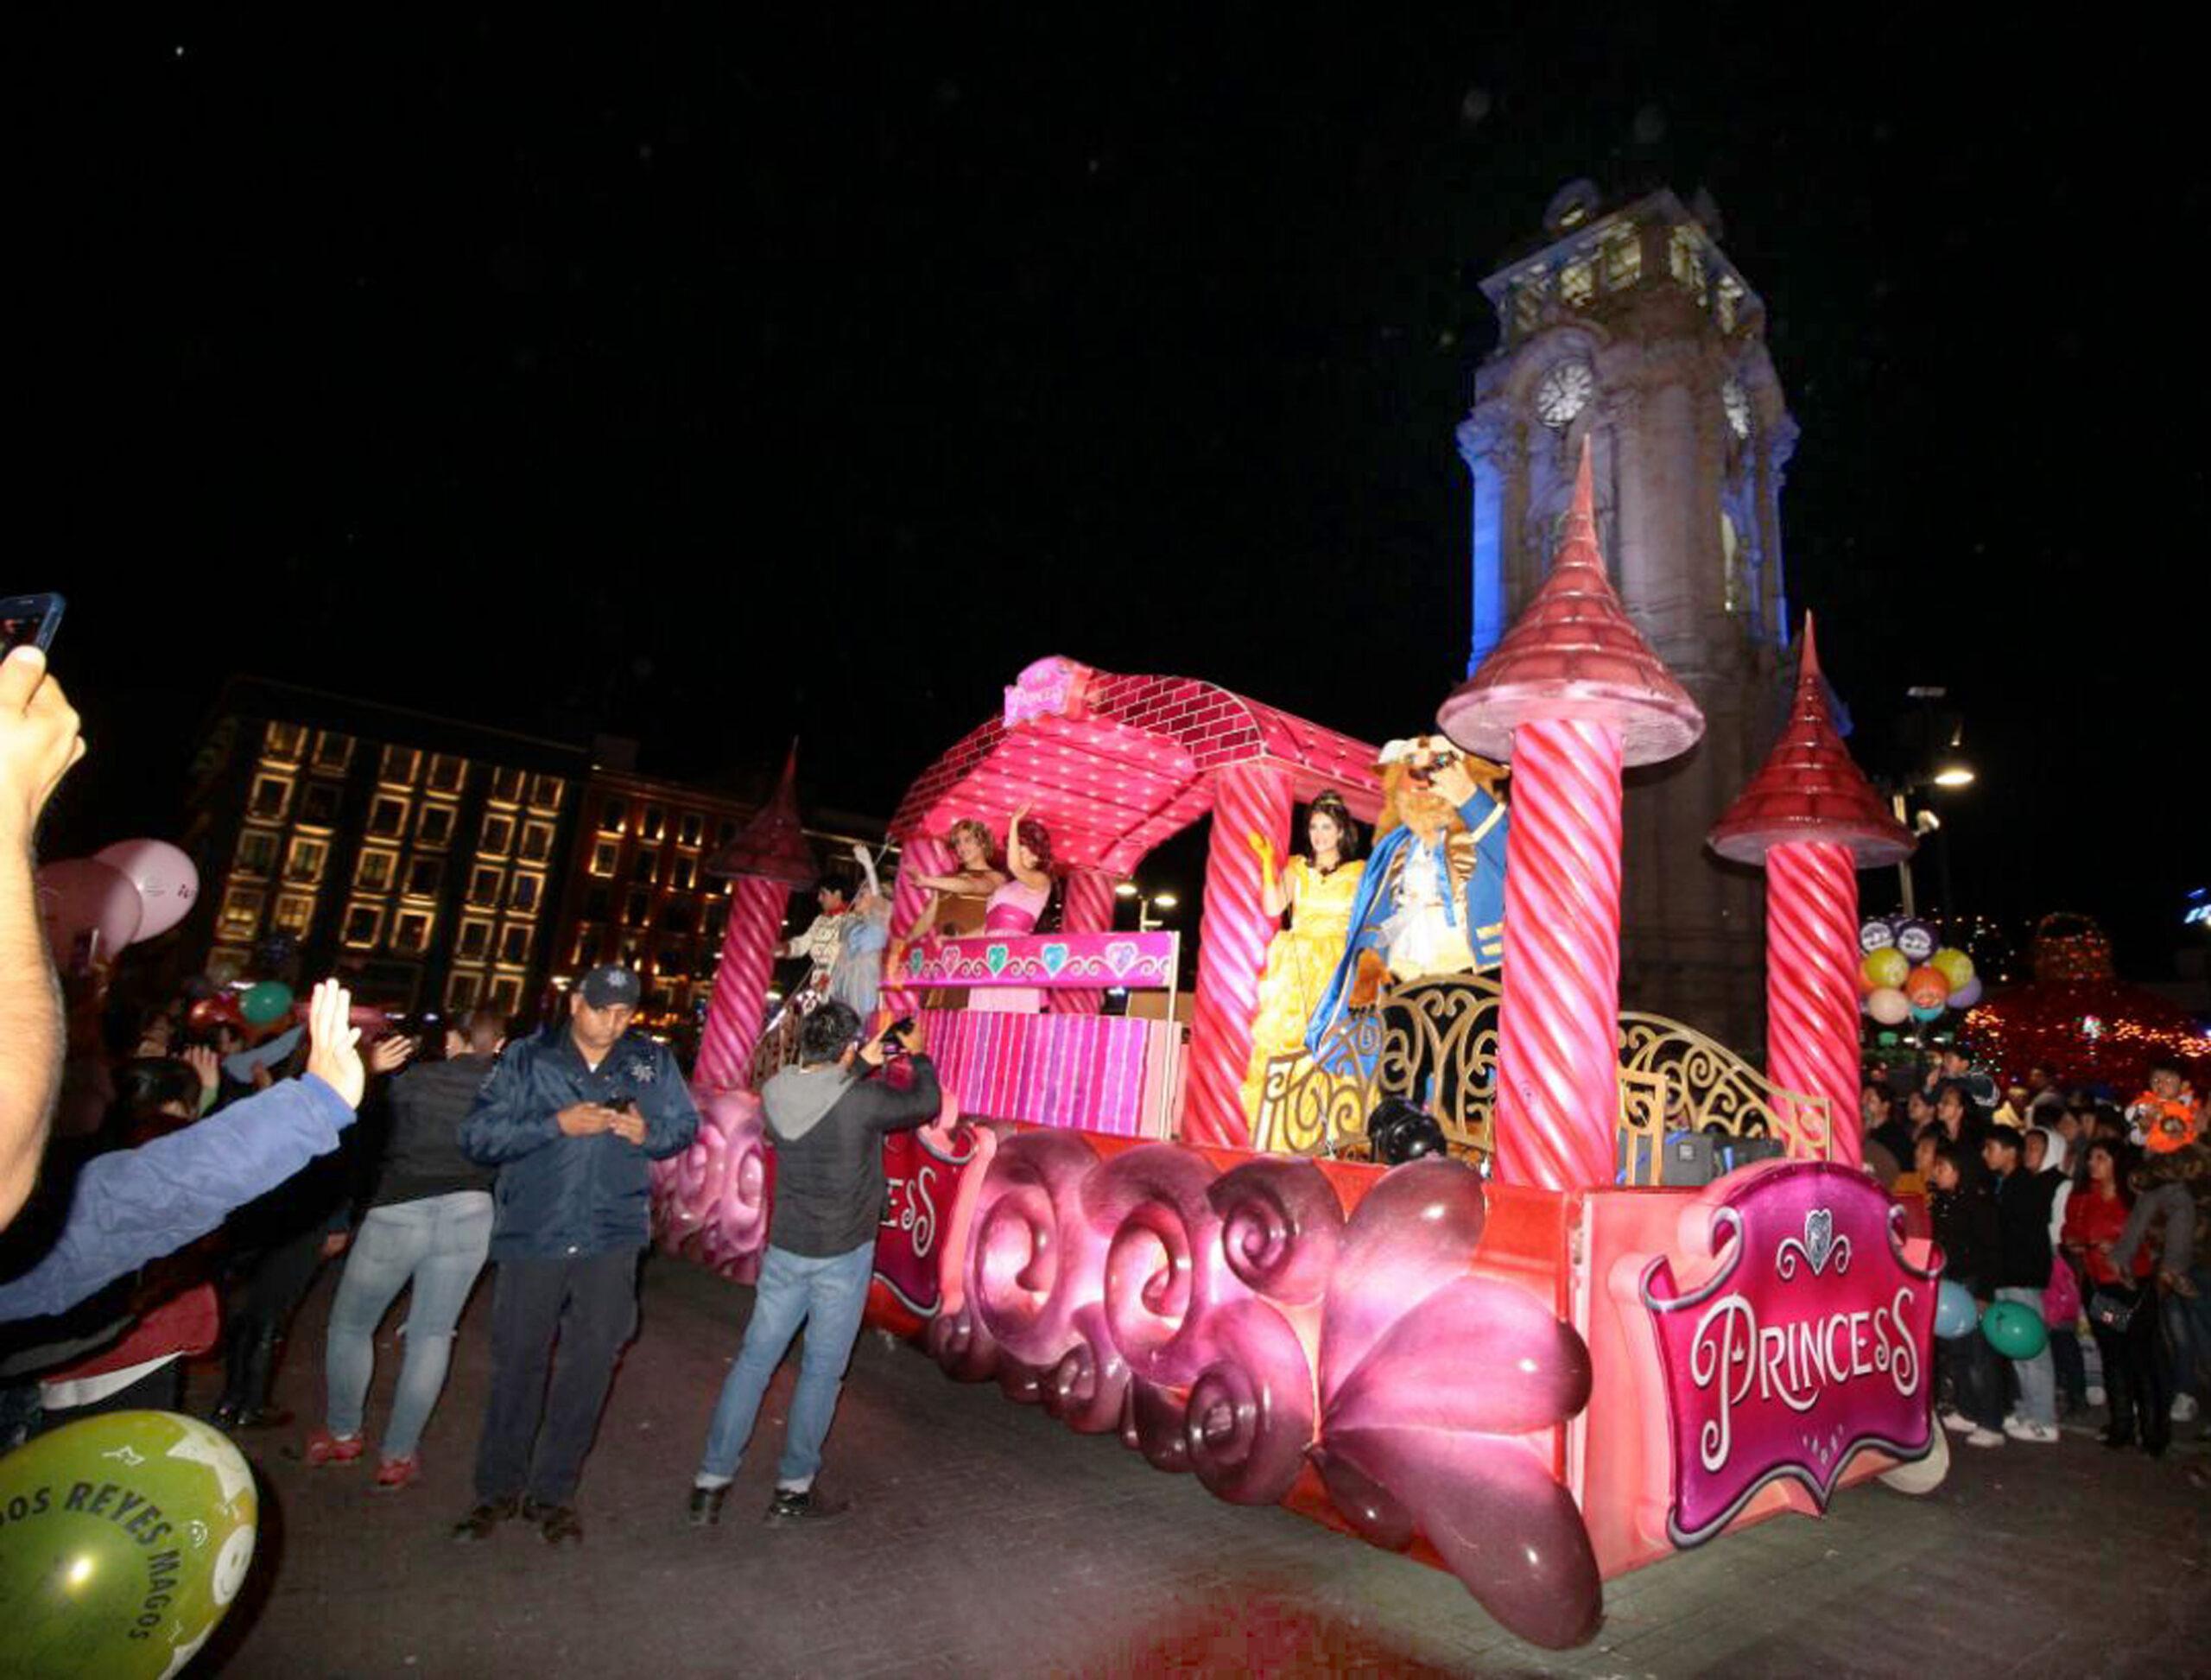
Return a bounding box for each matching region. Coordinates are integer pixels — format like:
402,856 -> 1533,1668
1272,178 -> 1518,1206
687,1001 -> 939,1527
1239,791 -> 1367,1124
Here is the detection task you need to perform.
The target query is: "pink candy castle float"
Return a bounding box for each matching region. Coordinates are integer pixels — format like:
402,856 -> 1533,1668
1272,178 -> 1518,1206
650,442 -> 1943,1649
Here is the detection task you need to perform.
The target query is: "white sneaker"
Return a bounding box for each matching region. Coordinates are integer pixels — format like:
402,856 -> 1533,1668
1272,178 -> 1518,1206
2172,1393 -> 2200,1423
1966,1428 -> 2005,1448
1940,1409 -> 1976,1434
2002,1417 -> 2060,1443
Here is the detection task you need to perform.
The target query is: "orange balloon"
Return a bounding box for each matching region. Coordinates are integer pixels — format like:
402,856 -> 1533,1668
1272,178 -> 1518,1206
1904,965 -> 1950,1010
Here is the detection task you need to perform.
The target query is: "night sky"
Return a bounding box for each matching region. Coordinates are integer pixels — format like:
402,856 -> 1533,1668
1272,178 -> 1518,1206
28,16 -> 2208,977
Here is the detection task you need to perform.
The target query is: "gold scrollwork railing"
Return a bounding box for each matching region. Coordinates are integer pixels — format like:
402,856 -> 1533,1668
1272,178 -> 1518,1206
1253,975 -> 1831,1180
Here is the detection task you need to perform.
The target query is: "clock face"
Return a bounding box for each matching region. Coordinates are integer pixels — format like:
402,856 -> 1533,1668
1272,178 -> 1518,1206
1534,361 -> 1594,428
1723,376 -> 1752,441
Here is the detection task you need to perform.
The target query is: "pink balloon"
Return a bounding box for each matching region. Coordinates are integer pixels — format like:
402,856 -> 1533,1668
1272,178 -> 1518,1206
92,838 -> 200,941
35,858 -> 143,969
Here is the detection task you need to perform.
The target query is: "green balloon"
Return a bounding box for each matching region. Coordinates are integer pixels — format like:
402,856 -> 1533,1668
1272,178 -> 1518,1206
239,981 -> 293,1026
0,1411 -> 257,1678
1980,1299 -> 2049,1360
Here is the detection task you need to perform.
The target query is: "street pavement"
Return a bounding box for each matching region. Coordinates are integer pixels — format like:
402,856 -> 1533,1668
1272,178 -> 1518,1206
189,1255 -> 2211,1677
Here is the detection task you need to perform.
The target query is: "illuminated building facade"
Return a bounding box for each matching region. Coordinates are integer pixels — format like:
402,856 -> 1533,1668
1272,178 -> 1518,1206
1458,184 -> 1798,1050
184,679 -> 589,1018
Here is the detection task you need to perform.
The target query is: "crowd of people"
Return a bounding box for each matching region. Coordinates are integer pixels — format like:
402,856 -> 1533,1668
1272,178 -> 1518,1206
1864,1049 -> 2209,1457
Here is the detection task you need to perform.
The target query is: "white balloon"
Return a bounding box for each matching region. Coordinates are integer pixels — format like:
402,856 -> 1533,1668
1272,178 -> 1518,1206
92,838 -> 200,941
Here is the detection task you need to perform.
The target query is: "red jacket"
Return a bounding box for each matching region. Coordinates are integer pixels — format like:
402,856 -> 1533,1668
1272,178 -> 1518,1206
2062,1188 -> 2153,1288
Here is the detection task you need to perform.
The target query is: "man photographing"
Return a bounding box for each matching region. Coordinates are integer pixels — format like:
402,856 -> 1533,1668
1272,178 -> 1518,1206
452,964 -> 698,1545
687,1001 -> 939,1527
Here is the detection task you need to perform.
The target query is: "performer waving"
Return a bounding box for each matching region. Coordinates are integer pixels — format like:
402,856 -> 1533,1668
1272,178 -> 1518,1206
1239,792 -> 1365,1124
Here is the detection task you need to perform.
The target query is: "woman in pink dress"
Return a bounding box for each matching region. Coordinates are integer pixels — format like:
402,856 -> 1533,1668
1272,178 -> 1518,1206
971,806 -> 1053,1015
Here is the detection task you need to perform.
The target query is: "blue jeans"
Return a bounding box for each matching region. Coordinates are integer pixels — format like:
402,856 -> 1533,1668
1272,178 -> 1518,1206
696,1242 -> 875,1488
1996,1284 -> 2056,1426
325,1191 -> 494,1457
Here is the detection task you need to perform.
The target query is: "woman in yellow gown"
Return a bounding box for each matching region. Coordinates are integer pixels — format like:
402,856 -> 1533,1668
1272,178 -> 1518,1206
1239,792 -> 1365,1130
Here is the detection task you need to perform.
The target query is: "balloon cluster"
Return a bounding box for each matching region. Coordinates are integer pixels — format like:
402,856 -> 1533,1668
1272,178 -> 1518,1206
1858,917 -> 1980,1027
34,840 -> 199,971
1934,1279 -> 2049,1359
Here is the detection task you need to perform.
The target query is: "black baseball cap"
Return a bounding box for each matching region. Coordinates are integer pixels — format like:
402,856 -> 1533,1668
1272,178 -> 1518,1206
580,965 -> 641,1009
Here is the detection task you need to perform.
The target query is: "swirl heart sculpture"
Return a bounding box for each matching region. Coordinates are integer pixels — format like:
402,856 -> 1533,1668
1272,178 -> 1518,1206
924,1138 -> 1601,1647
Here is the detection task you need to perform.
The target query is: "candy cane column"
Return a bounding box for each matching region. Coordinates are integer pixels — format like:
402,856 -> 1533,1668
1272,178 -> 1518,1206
1709,617 -> 1913,1167
1183,762 -> 1294,1148
696,745 -> 820,1090
1048,866 -> 1119,1016
1437,437 -> 1704,1190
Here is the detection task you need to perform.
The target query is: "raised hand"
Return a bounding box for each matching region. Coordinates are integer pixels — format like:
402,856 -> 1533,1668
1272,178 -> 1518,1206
303,978 -> 365,1109
0,646 -> 86,839
368,1034 -> 420,1075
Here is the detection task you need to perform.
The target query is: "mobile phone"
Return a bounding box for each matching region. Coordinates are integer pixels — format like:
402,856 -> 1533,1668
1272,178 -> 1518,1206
607,1095 -> 637,1114
0,593 -> 65,657
886,1016 -> 915,1039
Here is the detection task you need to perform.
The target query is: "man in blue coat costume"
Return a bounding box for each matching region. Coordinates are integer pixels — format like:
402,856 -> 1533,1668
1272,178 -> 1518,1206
1305,739 -> 1508,1064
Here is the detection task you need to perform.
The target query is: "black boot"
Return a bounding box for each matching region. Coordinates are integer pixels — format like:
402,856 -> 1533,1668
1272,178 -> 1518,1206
2102,1385 -> 2137,1449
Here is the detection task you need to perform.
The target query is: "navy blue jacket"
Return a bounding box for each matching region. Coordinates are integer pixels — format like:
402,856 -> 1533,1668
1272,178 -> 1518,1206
460,1025 -> 699,1260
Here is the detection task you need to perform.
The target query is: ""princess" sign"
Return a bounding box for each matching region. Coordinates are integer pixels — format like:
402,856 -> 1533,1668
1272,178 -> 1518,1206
1638,1161 -> 1941,1547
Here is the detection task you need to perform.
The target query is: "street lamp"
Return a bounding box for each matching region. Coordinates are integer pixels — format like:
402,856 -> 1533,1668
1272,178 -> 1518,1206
1889,687 -> 1974,919
1114,880 -> 1179,932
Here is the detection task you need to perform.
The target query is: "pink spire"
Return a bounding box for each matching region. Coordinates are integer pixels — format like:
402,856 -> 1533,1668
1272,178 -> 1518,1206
703,741 -> 818,888
1707,616 -> 1913,865
1437,437 -> 1703,767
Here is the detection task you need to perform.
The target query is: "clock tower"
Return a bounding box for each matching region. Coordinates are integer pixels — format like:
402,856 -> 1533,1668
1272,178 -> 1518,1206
1456,184 -> 1797,1050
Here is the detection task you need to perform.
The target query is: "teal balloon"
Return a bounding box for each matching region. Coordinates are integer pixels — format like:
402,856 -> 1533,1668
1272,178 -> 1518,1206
240,981 -> 293,1025
1981,1299 -> 2049,1360
1910,1003 -> 1945,1024
1935,1279 -> 1977,1339
1876,1031 -> 1900,1046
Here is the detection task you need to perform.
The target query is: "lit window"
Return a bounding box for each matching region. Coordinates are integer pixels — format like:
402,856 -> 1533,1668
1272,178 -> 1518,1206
641,805 -> 666,841
355,848 -> 399,892
488,767 -> 525,806
1669,226 -> 1707,304
264,721 -> 307,763
416,802 -> 457,848
626,887 -> 651,926
271,892 -> 317,936
234,828 -> 279,877
456,916 -> 494,960
1559,258 -> 1594,307
405,855 -> 445,899
529,775 -> 564,813
381,745 -> 423,787
283,836 -> 328,884
1716,275 -> 1743,334
341,902 -> 384,949
571,924 -> 600,966
632,847 -> 659,885
467,865 -> 504,908
479,815 -> 515,857
486,974 -> 524,1013
599,800 -> 626,835
499,923 -> 534,965
391,910 -> 434,954
427,753 -> 466,794
1601,226 -> 1642,289
509,871 -> 544,915
447,970 -> 483,1010
250,774 -> 293,821
519,821 -> 555,864
312,731 -> 353,772
673,853 -> 697,891
300,780 -> 343,826
368,794 -> 409,839
590,840 -> 619,878
1513,270 -> 1549,333
219,885 -> 265,941
678,812 -> 703,847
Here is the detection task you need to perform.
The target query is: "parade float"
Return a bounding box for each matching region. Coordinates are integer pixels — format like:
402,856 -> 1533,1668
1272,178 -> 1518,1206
650,445 -> 1948,1649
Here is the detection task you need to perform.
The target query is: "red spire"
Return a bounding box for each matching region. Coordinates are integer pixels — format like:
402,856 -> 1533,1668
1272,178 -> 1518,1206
1707,616 -> 1914,865
704,741 -> 818,888
1437,436 -> 1703,766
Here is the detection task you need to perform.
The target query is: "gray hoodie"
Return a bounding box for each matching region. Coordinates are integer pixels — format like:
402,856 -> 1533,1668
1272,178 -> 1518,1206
760,1055 -> 943,1258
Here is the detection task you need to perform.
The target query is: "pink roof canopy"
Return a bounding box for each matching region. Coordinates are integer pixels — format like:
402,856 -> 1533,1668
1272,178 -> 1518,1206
1707,615 -> 1915,866
888,657 -> 1384,874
